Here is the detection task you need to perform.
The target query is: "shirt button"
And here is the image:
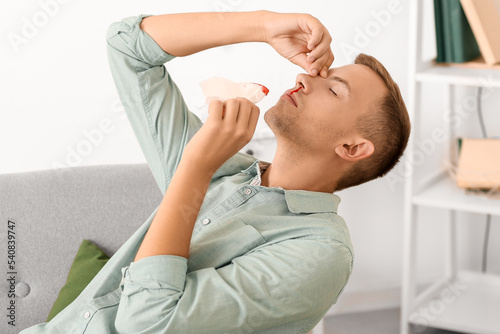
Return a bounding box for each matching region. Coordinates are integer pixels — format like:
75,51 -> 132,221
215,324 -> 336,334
84,311 -> 90,319
245,188 -> 252,195
202,218 -> 210,225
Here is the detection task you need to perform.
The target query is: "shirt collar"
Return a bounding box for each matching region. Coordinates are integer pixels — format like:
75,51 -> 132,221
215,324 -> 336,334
240,159 -> 341,214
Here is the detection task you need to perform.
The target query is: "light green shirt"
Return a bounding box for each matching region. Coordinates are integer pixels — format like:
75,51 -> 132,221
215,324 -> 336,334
19,13 -> 354,334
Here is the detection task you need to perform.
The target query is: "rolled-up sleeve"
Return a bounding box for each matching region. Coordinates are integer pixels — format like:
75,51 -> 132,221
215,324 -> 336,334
106,14 -> 204,196
114,239 -> 353,334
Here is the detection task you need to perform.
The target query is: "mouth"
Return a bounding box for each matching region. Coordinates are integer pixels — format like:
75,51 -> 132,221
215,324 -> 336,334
281,86 -> 302,107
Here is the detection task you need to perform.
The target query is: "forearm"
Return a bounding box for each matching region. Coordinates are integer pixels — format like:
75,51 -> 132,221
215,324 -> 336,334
134,158 -> 213,262
139,11 -> 268,57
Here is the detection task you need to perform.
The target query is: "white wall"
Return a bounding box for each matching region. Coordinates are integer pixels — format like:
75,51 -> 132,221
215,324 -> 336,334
1,0 -> 499,312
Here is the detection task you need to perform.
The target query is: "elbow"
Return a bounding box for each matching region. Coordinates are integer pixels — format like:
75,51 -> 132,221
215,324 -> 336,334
114,289 -> 182,333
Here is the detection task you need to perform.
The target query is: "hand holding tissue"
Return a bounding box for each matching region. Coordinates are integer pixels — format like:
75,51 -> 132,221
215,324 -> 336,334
184,78 -> 263,172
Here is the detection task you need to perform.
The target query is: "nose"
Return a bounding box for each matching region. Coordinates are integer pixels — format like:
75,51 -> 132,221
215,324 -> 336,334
296,73 -> 308,93
295,73 -> 316,94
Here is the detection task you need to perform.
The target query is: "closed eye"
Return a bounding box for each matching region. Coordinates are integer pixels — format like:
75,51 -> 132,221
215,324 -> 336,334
330,88 -> 337,96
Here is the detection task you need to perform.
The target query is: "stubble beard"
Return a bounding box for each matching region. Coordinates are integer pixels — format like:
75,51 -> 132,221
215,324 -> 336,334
264,104 -> 317,153
264,103 -> 349,160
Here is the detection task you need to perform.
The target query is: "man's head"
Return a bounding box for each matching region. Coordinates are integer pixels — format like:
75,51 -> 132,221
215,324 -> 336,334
264,53 -> 410,192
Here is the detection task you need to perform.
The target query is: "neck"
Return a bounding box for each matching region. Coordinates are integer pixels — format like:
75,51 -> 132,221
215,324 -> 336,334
260,149 -> 343,193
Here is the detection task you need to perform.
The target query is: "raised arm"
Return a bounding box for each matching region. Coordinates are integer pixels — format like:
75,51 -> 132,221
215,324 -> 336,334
139,11 -> 266,57
140,10 -> 333,76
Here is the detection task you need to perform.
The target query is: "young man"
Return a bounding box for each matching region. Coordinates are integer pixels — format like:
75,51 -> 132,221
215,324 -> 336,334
20,10 -> 410,334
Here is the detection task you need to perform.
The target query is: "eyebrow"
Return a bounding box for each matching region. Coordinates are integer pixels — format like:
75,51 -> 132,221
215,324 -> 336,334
330,76 -> 351,95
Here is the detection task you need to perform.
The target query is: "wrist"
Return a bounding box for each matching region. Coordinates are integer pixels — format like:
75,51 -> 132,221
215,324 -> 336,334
179,150 -> 219,180
258,10 -> 275,44
240,10 -> 269,44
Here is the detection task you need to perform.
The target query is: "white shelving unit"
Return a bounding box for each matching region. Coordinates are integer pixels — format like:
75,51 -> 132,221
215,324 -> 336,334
400,1 -> 500,334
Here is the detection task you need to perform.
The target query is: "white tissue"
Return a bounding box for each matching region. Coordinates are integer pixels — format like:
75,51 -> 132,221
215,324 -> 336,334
200,77 -> 269,104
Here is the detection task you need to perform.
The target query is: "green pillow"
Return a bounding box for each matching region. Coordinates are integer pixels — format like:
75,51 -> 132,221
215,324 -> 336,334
46,239 -> 110,322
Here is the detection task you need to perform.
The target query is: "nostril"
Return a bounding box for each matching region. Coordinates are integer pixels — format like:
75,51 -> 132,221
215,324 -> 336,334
295,74 -> 306,91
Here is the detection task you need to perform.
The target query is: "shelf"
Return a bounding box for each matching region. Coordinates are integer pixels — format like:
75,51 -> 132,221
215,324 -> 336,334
413,173 -> 500,216
416,64 -> 500,87
402,1 -> 500,334
409,271 -> 500,334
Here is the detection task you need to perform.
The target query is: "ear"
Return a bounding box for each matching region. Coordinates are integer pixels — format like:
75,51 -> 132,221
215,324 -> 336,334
335,138 -> 374,162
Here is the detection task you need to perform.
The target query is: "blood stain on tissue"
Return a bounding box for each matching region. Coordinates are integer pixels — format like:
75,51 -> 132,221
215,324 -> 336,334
251,83 -> 270,95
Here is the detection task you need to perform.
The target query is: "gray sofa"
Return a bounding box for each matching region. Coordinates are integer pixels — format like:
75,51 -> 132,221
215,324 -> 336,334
0,162 -> 324,334
0,163 -> 163,334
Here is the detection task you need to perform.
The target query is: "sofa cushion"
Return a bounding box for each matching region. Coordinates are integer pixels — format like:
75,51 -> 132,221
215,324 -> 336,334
46,239 -> 110,322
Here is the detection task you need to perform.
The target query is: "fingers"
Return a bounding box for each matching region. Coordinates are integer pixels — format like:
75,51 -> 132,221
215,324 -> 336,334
307,32 -> 332,62
303,14 -> 324,50
307,41 -> 333,77
233,98 -> 259,136
312,47 -> 334,78
208,99 -> 224,123
210,98 -> 259,137
224,99 -> 240,124
233,98 -> 259,142
304,15 -> 334,77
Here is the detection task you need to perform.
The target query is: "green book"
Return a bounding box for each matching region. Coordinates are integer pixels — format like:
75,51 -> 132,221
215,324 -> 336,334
434,0 -> 446,62
447,0 -> 480,62
442,0 -> 454,62
435,0 -> 480,63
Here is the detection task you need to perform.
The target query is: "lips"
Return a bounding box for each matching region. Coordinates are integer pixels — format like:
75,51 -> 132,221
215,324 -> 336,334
283,86 -> 302,107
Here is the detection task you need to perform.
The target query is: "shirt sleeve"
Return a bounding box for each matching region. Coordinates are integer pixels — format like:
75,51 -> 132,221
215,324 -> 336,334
114,238 -> 353,334
106,14 -> 204,195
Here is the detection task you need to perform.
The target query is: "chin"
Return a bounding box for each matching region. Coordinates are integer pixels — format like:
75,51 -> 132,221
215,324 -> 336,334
263,106 -> 280,132
263,106 -> 271,122
264,105 -> 295,138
